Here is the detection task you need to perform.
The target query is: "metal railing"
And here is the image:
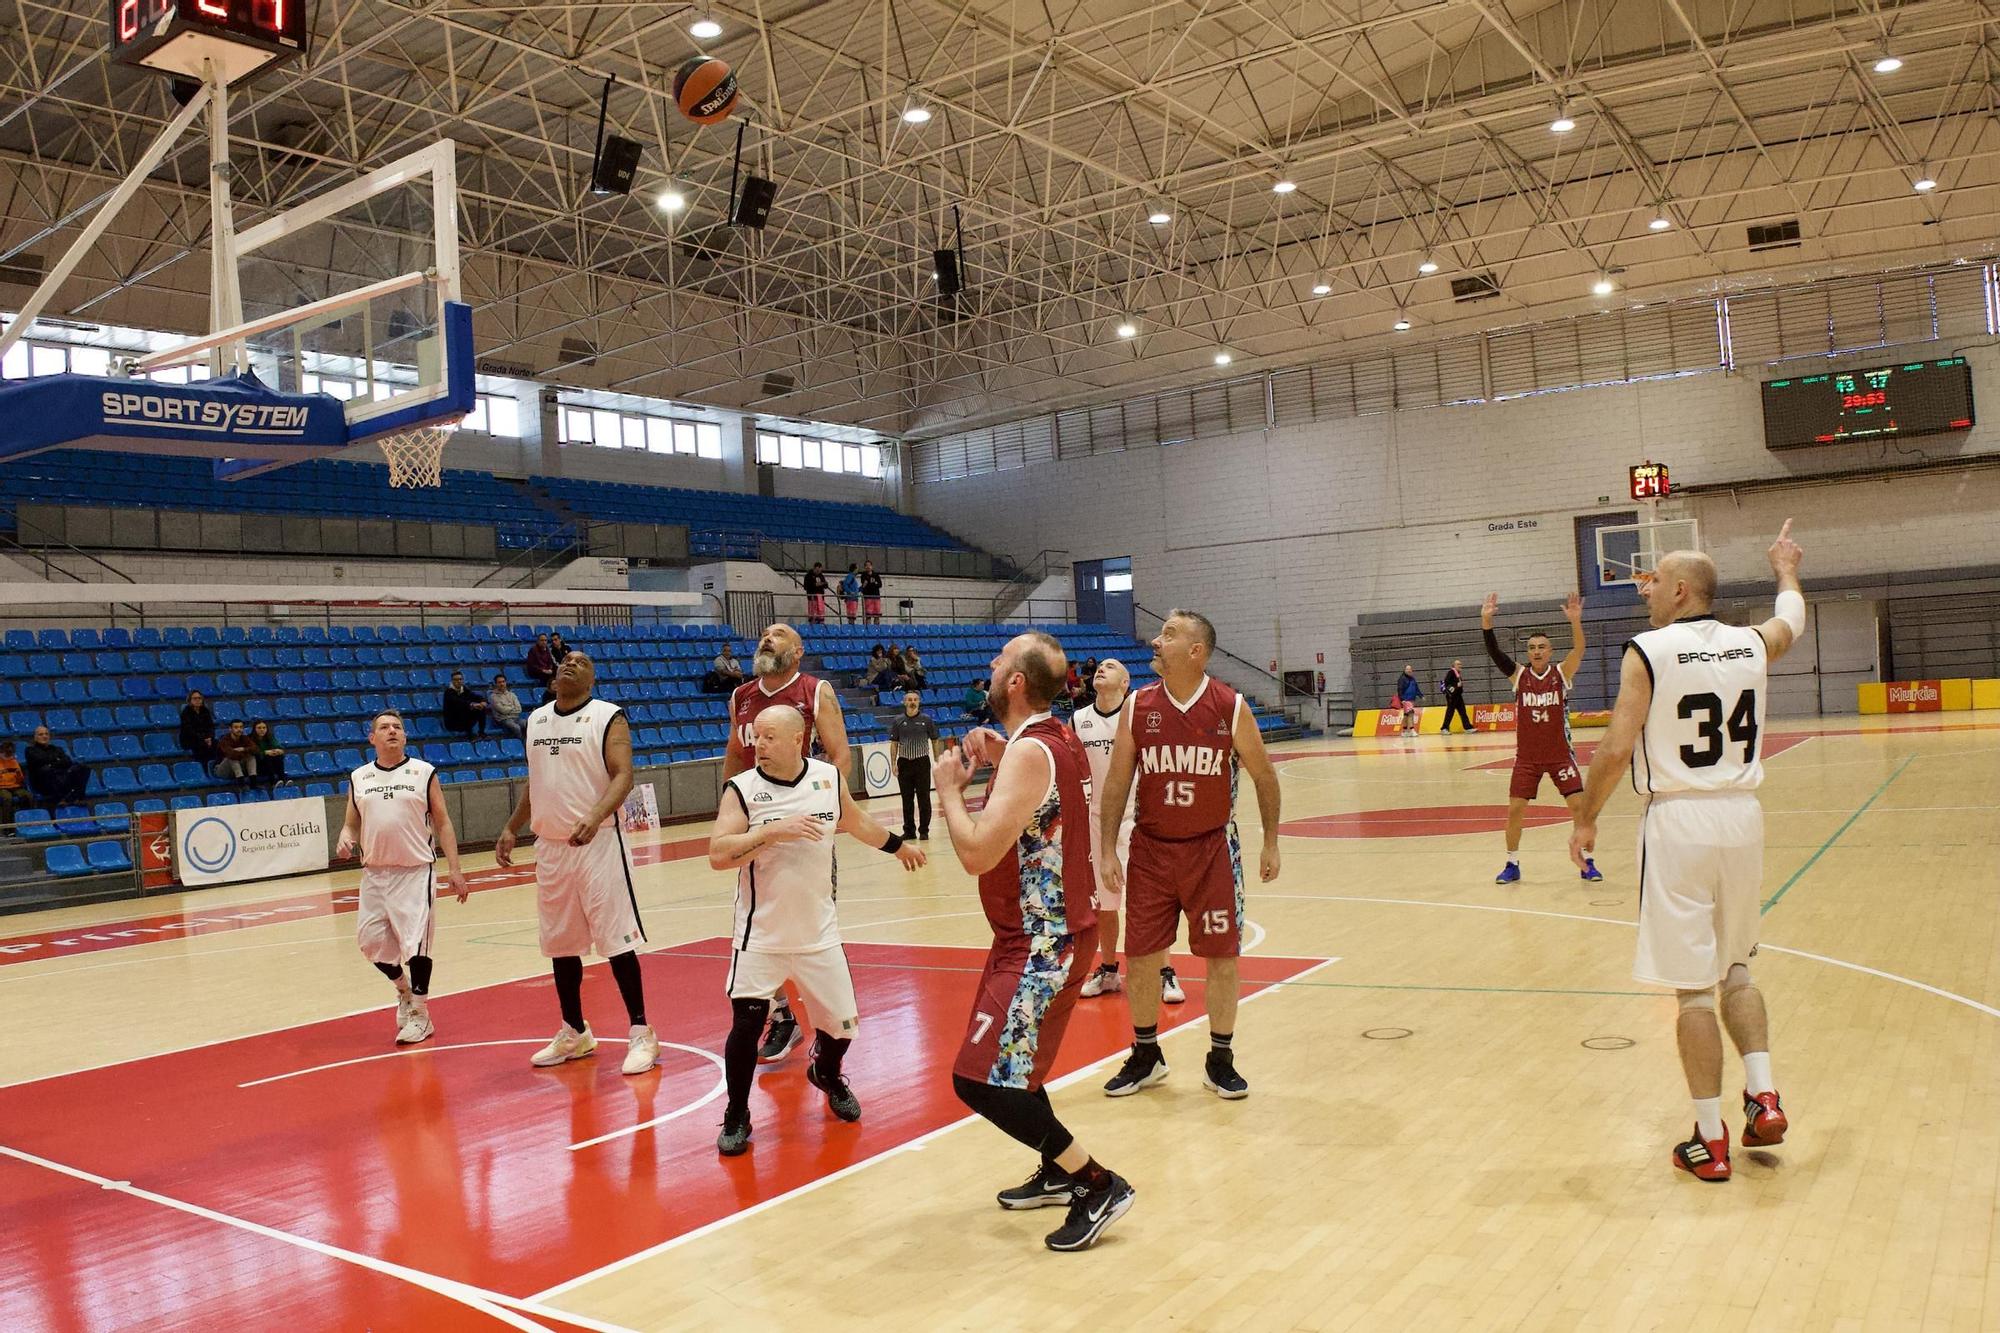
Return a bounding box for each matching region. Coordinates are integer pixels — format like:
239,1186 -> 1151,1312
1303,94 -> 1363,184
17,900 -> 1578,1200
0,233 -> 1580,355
1133,601 -> 1323,725
772,591 -> 1078,629
989,549 -> 1070,621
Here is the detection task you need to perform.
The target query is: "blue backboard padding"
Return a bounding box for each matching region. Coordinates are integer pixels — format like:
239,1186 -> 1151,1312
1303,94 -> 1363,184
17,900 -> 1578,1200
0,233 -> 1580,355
0,368 -> 348,461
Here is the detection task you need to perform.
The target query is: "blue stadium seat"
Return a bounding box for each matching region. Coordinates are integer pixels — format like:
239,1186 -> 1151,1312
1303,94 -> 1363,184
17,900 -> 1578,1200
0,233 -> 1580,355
141,733 -> 177,757
37,629 -> 68,649
71,737 -> 111,763
137,763 -> 174,791
169,794 -> 202,811
2,630 -> 33,650
170,761 -> 208,786
92,802 -> 132,832
86,840 -> 134,873
205,791 -> 239,806
14,808 -> 54,839
45,844 -> 89,877
303,781 -> 335,797
100,766 -> 141,795
80,706 -> 116,730
132,798 -> 167,815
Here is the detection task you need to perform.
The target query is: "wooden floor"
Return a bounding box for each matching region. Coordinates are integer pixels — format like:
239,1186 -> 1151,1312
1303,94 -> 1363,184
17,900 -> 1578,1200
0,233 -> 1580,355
5,715 -> 1998,1332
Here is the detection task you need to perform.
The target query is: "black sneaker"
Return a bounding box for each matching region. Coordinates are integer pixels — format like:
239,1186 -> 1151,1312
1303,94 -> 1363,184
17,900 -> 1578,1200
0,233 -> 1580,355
805,1063 -> 862,1122
996,1163 -> 1074,1211
1044,1174 -> 1136,1252
1202,1051 -> 1250,1100
758,1016 -> 802,1064
1102,1045 -> 1168,1097
716,1113 -> 751,1157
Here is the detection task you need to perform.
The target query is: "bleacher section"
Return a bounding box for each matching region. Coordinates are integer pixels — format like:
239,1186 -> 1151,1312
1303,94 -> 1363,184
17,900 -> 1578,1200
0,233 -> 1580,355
0,451 -> 569,551
531,476 -> 967,559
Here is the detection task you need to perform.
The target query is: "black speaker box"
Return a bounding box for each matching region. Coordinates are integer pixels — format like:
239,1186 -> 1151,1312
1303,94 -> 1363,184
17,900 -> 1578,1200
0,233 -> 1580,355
591,134 -> 643,196
933,248 -> 962,296
734,175 -> 778,228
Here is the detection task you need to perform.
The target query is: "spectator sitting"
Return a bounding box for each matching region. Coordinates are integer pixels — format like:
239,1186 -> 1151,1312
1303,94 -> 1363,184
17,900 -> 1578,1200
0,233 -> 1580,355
0,741 -> 23,835
487,674 -> 525,739
840,564 -> 862,623
885,645 -> 909,687
179,690 -> 218,764
442,670 -> 488,736
215,720 -> 259,787
960,680 -> 990,724
858,644 -> 892,690
251,720 -> 286,785
524,632 -> 557,699
900,646 -> 927,689
704,644 -> 746,694
25,725 -> 91,809
548,631 -> 571,664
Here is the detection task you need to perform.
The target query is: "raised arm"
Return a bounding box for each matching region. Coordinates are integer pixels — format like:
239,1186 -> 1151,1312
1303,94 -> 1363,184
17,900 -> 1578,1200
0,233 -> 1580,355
1558,591 -> 1586,681
1232,698 -> 1282,883
1480,593 -> 1518,679
1754,519 -> 1805,662
935,737 -> 1051,876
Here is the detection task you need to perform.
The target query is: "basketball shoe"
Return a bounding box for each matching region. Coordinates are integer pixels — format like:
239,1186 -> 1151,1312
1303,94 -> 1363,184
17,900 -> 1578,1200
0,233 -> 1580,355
1579,858 -> 1604,882
395,996 -> 433,1046
392,990 -> 416,1042
806,1063 -> 862,1122
1672,1125 -> 1732,1181
1080,964 -> 1123,998
759,1008 -> 802,1063
1202,1050 -> 1249,1100
1103,1045 -> 1168,1097
1741,1090 -> 1788,1147
622,1024 -> 660,1075
1494,862 -> 1521,885
716,1113 -> 751,1157
997,1163 -> 1075,1210
1160,967 -> 1186,1004
531,1023 -> 595,1067
1045,1174 -> 1136,1253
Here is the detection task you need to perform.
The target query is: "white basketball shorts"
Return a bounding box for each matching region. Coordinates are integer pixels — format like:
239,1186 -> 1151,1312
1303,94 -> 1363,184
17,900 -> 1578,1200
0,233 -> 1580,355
1632,792 -> 1764,991
726,944 -> 859,1036
1091,810 -> 1134,912
534,827 -> 646,959
356,864 -> 434,966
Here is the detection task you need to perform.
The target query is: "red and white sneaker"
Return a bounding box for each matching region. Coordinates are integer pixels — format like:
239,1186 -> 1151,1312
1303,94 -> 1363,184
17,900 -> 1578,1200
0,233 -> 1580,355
1740,1090 -> 1788,1147
1672,1125 -> 1732,1182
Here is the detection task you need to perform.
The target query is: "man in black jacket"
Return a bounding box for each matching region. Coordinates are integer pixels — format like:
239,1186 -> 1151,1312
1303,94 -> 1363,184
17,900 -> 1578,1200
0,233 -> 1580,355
441,670 -> 489,737
25,725 -> 90,809
1439,659 -> 1473,733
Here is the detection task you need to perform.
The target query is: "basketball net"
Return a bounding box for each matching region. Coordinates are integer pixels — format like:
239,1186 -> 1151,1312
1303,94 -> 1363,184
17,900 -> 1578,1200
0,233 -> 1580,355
378,422 -> 453,488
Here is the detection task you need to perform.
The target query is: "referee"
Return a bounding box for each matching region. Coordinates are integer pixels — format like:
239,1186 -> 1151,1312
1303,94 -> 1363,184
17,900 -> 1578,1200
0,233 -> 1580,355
887,690 -> 941,840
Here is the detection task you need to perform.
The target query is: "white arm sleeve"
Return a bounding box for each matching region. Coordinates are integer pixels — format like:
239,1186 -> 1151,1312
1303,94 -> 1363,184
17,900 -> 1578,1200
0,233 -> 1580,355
1774,589 -> 1806,636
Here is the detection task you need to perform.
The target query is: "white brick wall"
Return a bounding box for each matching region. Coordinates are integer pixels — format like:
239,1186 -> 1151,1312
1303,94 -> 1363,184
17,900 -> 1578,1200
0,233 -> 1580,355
916,345 -> 2000,692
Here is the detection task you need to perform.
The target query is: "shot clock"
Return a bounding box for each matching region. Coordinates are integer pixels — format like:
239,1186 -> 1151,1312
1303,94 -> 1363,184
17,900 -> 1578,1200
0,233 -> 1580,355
1629,461 -> 1670,501
110,0 -> 308,85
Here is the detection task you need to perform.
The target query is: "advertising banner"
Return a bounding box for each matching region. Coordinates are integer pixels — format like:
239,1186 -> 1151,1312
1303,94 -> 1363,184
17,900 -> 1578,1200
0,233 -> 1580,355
174,796 -> 330,887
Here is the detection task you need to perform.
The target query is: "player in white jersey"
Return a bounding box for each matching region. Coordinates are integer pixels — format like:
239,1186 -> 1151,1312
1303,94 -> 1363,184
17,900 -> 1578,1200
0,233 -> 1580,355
495,651 -> 659,1076
707,706 -> 924,1155
1073,659 -> 1138,999
334,709 -> 468,1045
1570,521 -> 1805,1182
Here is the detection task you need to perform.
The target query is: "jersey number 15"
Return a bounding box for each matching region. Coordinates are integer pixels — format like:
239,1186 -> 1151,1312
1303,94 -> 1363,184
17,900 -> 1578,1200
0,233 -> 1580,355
1677,689 -> 1758,767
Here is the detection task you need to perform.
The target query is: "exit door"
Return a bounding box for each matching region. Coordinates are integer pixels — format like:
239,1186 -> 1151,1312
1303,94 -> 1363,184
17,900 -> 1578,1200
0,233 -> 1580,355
1074,558 -> 1134,638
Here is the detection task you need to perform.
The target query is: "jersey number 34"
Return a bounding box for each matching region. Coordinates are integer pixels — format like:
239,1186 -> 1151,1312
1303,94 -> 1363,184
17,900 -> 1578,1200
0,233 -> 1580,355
1678,689 -> 1758,767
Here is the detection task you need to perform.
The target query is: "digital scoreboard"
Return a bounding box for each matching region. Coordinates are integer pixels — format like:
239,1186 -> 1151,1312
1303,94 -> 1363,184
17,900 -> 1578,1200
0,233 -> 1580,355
1629,461 -> 1671,501
110,0 -> 308,85
1761,357 -> 1974,450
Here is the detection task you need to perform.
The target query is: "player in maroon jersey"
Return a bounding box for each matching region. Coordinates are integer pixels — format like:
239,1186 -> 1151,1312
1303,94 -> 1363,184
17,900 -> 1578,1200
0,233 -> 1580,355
1481,591 -> 1601,884
1095,608 -> 1282,1101
934,631 -> 1135,1253
722,621 -> 853,1057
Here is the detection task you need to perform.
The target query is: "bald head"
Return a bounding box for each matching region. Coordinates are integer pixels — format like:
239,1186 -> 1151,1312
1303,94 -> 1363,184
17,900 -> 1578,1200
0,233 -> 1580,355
1642,548 -> 1718,626
750,703 -> 808,774
987,631 -> 1068,727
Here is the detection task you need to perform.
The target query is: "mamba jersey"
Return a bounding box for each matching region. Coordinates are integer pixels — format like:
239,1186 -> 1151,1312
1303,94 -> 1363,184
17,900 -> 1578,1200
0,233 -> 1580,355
725,758 -> 843,952
348,757 -> 437,868
525,696 -> 624,839
1627,615 -> 1770,795
1127,677 -> 1241,840
976,712 -> 1097,939
1512,665 -> 1576,765
729,672 -> 824,769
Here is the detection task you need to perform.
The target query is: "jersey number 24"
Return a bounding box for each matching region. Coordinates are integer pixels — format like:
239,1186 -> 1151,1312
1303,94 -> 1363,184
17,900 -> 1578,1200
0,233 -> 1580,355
1677,689 -> 1758,767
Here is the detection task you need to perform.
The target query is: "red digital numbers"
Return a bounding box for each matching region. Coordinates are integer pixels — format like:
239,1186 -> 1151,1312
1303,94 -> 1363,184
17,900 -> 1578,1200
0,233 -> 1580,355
1841,390 -> 1887,410
251,0 -> 283,31
195,0 -> 228,16
118,0 -> 139,39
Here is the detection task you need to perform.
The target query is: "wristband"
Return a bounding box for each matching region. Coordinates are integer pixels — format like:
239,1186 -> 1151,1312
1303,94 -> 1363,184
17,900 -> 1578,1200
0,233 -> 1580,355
1773,589 -> 1805,635
881,833 -> 904,855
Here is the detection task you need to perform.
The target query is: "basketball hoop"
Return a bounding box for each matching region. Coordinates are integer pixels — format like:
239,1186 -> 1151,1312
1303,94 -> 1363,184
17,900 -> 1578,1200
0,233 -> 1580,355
378,423 -> 452,488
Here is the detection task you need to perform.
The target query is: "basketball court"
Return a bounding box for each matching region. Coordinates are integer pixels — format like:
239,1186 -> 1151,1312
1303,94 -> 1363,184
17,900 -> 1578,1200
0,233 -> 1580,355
4,715 -> 1994,1329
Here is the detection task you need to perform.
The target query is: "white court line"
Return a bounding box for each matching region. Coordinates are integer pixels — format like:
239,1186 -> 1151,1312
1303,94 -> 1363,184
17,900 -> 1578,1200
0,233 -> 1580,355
0,1143 -> 636,1333
527,953 -> 1340,1304
1258,892 -> 2000,1022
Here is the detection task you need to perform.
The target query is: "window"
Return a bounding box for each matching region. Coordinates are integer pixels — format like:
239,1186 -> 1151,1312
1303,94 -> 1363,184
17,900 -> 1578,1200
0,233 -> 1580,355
1,342 -> 26,379
646,417 -> 674,453
757,433 -> 779,464
697,422 -> 722,458
756,428 -> 879,475
70,347 -> 110,377
861,447 -> 883,478
561,405 -> 594,443
31,345 -> 66,377
672,421 -> 698,455
460,393 -> 520,437
779,434 -> 802,469
801,437 -> 821,469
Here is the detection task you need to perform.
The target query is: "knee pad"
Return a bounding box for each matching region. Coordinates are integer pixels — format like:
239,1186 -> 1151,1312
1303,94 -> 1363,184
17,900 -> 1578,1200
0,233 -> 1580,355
1721,963 -> 1753,995
1677,989 -> 1717,1014
729,997 -> 772,1034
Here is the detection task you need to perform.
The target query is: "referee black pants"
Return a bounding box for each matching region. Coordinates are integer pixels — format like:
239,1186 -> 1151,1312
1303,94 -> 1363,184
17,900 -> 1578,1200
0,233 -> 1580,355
1441,696 -> 1473,732
898,756 -> 932,837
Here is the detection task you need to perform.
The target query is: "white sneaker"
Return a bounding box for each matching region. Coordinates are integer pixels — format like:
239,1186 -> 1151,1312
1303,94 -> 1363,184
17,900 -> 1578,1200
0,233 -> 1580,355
622,1024 -> 661,1075
1080,966 -> 1123,998
1160,967 -> 1186,1004
531,1023 -> 596,1067
396,996 -> 434,1045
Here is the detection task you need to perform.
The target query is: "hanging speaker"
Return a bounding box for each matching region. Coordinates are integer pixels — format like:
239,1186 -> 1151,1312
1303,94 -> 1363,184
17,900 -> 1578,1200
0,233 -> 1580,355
733,175 -> 777,228
591,135 -> 644,196
933,249 -> 962,296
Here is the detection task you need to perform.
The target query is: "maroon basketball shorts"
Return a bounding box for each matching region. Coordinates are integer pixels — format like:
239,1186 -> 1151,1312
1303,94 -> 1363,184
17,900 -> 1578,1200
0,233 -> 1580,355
953,926 -> 1096,1090
1125,824 -> 1244,959
1510,754 -> 1582,801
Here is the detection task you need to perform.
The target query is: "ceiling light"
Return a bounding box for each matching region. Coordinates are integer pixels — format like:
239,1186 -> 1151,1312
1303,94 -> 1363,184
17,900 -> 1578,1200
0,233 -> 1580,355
1114,320 -> 1138,339
1311,282 -> 1332,296
1391,315 -> 1412,332
1272,177 -> 1297,194
1213,350 -> 1233,365
689,16 -> 722,39
1147,210 -> 1172,225
1549,104 -> 1576,134
1913,174 -> 1937,192
1648,213 -> 1672,231
1872,52 -> 1903,74
1591,275 -> 1616,296
1417,255 -> 1440,274
901,105 -> 932,124
656,188 -> 687,212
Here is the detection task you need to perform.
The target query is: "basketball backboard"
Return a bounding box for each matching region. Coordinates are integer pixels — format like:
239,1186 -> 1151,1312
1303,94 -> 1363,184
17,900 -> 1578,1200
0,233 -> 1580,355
1594,517 -> 1701,587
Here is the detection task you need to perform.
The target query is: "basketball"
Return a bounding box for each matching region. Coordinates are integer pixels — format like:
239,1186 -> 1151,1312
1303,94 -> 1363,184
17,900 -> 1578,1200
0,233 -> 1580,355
674,57 -> 738,125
